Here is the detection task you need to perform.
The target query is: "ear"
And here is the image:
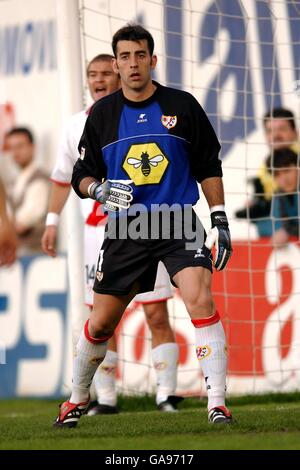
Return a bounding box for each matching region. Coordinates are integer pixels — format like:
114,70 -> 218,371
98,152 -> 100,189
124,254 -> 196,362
112,58 -> 119,74
150,55 -> 157,71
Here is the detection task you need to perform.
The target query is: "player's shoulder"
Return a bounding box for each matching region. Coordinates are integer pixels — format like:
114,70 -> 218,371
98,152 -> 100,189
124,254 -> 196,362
156,82 -> 200,108
89,89 -> 123,115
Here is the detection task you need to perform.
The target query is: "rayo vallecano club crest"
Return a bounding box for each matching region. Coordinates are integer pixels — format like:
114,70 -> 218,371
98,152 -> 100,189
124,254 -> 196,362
161,115 -> 177,130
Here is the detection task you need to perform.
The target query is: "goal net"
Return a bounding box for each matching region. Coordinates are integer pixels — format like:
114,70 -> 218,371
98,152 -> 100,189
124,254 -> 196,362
77,0 -> 300,396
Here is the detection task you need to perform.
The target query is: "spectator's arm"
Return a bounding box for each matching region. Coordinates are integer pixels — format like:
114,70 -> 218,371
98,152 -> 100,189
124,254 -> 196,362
271,194 -> 283,232
15,179 -> 49,233
271,194 -> 289,247
0,179 -> 17,266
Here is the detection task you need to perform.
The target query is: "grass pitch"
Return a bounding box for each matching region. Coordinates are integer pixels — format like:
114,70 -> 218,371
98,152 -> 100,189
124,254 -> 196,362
0,393 -> 300,450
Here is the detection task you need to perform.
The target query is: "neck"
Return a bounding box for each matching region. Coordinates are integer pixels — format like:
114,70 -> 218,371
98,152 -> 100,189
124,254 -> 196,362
122,80 -> 156,102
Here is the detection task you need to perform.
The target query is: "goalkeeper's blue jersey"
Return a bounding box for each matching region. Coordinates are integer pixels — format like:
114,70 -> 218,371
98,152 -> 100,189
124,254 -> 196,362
72,81 -> 222,211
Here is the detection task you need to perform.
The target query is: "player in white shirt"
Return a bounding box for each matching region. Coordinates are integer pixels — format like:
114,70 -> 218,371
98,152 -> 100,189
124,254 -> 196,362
41,54 -> 182,414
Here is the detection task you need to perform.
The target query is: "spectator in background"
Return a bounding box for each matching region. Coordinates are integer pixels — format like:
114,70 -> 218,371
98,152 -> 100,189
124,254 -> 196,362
267,148 -> 300,247
5,127 -> 49,255
235,108 -> 299,236
0,177 -> 17,266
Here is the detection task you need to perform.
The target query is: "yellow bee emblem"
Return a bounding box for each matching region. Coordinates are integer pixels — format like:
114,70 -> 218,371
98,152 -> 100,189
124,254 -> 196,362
127,152 -> 164,177
123,142 -> 169,186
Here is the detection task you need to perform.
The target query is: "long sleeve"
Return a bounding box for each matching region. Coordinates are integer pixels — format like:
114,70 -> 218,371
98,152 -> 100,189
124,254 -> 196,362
188,95 -> 222,183
72,106 -> 107,199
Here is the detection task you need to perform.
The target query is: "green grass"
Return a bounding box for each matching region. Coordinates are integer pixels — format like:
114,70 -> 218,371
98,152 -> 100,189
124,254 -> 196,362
0,393 -> 300,450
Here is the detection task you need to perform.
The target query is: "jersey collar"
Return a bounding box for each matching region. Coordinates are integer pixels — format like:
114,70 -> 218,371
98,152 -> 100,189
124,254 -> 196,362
121,80 -> 162,108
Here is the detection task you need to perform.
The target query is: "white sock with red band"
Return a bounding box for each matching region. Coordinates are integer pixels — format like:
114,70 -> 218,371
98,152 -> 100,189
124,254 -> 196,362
70,320 -> 109,404
93,350 -> 118,407
152,342 -> 179,405
192,311 -> 227,411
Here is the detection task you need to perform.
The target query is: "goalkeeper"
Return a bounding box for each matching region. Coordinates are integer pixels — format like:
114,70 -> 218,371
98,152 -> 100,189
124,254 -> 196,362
54,24 -> 233,428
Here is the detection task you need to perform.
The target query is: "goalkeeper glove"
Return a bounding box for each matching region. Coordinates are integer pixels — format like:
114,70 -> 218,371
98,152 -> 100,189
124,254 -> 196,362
88,179 -> 133,212
205,209 -> 232,271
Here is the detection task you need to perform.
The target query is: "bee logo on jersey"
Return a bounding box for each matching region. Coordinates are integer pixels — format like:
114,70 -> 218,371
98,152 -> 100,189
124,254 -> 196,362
161,115 -> 177,130
123,142 -> 169,185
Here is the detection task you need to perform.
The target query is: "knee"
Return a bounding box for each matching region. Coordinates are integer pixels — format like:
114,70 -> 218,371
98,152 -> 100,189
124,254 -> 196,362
184,289 -> 215,318
89,312 -> 115,339
145,304 -> 170,332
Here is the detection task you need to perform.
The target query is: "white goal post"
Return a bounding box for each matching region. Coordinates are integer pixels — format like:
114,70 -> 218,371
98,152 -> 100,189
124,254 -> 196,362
57,0 -> 300,397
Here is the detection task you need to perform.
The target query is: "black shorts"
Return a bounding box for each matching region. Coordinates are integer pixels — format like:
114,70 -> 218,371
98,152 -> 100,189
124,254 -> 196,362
93,208 -> 213,296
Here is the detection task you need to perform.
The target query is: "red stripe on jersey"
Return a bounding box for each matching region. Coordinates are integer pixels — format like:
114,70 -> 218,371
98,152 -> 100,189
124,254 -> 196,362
50,178 -> 71,187
191,311 -> 220,328
86,201 -> 107,226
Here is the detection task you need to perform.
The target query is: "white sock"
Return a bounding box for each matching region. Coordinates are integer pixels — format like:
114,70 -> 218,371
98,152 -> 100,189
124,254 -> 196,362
70,321 -> 108,404
152,342 -> 179,405
192,312 -> 227,411
93,350 -> 118,407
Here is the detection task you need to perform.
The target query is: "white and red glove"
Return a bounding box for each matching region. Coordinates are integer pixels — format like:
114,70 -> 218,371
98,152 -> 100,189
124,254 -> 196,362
88,179 -> 133,212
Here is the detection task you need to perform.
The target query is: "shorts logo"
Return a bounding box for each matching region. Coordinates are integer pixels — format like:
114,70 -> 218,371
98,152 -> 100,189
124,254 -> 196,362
194,248 -> 204,258
96,271 -> 103,282
123,142 -> 169,186
196,345 -> 211,360
161,115 -> 177,129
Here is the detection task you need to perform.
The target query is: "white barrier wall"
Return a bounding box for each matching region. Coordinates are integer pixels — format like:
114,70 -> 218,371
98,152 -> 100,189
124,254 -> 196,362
1,248 -> 300,398
0,0 -> 60,172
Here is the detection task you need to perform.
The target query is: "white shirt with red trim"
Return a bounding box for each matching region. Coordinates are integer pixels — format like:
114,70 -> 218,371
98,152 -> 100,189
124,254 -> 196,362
51,109 -> 106,225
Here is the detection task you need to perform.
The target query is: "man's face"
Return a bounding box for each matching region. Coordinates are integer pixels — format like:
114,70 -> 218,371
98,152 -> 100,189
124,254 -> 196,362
112,39 -> 157,93
5,133 -> 34,169
264,118 -> 298,150
274,167 -> 299,193
87,60 -> 120,101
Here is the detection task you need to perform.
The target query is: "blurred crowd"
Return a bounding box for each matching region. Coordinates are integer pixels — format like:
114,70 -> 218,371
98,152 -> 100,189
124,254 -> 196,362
235,107 -> 300,247
0,127 -> 49,261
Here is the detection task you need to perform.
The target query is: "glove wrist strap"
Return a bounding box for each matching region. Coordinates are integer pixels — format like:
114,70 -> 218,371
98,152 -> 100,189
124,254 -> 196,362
210,210 -> 228,227
87,181 -> 101,199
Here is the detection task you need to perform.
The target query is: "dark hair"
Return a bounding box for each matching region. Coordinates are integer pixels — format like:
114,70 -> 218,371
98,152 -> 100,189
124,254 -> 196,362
263,107 -> 296,130
6,127 -> 34,144
86,54 -> 114,75
112,24 -> 154,57
266,147 -> 299,170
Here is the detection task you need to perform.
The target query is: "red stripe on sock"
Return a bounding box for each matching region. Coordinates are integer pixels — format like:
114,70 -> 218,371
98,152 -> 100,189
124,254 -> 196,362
84,320 -> 111,344
191,311 -> 220,328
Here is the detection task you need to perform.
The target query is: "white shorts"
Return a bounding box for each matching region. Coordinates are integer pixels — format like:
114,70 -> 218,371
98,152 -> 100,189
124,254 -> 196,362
84,224 -> 173,306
